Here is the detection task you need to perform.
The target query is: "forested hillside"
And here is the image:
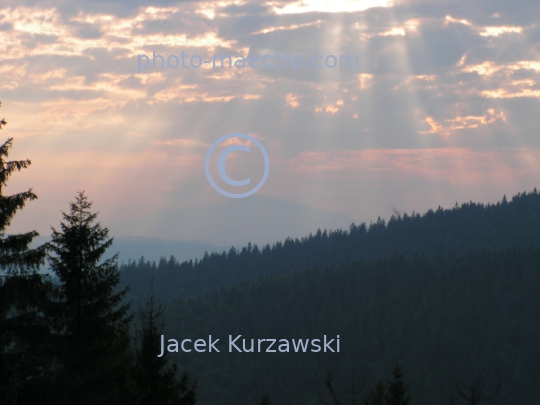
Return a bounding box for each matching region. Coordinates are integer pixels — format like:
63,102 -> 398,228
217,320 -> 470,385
164,246 -> 540,405
120,190 -> 540,300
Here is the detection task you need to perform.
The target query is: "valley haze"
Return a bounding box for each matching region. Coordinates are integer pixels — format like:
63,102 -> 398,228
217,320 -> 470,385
110,195 -> 356,247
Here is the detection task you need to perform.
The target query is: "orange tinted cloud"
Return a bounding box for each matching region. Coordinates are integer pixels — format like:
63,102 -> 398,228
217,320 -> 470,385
285,147 -> 537,186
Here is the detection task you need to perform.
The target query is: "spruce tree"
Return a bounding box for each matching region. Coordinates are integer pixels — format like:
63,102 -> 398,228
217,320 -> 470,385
0,140 -> 46,273
0,104 -> 47,278
385,364 -> 411,405
364,381 -> 386,405
0,104 -> 49,403
134,280 -> 197,404
47,191 -> 134,404
450,374 -> 501,405
321,371 -> 344,405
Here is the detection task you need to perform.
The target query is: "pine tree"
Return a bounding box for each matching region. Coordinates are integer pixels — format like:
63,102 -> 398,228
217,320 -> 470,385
47,191 -> 134,404
385,364 -> 411,405
134,280 -> 197,405
0,104 -> 49,403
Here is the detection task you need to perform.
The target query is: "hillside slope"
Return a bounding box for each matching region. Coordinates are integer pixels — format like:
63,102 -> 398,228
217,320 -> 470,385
120,190 -> 540,300
165,246 -> 540,405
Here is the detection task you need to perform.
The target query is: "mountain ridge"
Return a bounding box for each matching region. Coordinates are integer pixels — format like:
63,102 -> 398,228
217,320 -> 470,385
120,189 -> 540,301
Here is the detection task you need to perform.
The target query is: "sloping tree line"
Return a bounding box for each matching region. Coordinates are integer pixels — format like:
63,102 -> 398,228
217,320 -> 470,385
0,102 -> 196,404
119,187 -> 540,302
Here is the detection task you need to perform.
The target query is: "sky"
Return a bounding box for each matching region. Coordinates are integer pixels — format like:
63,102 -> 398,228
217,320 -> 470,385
1,0 -> 539,247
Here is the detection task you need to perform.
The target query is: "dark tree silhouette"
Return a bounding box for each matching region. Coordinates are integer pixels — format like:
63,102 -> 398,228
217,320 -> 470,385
364,381 -> 386,405
350,371 -> 365,405
450,374 -> 501,405
47,192 -> 134,404
321,365 -> 409,405
0,103 -> 49,404
321,371 -> 344,405
321,370 -> 365,405
0,138 -> 46,274
385,363 -> 411,405
134,279 -> 197,405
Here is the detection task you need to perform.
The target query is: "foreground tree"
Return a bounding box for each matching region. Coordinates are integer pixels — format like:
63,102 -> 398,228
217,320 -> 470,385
321,370 -> 365,405
450,374 -> 501,405
322,365 -> 410,405
47,192 -> 135,404
134,280 -> 197,404
364,381 -> 386,405
0,104 -> 49,404
0,105 -> 48,276
385,363 -> 411,405
321,371 -> 344,405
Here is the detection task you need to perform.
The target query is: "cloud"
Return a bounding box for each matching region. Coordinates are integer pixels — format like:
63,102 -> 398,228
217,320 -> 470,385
2,0 -> 540,241
421,108 -> 506,137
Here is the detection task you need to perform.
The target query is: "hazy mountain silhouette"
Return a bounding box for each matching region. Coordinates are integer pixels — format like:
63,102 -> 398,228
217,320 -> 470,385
30,235 -> 226,266
110,236 -> 227,264
110,195 -> 356,246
